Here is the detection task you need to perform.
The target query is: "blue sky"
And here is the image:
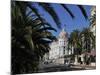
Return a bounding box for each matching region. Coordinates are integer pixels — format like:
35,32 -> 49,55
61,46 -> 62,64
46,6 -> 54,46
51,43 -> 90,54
29,2 -> 93,37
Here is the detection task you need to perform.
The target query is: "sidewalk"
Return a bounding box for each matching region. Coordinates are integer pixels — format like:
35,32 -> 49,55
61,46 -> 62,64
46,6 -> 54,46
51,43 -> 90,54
71,64 -> 96,70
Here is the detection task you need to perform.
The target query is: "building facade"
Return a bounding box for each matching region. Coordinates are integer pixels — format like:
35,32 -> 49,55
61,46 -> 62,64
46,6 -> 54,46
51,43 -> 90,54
49,28 -> 68,59
44,28 -> 73,64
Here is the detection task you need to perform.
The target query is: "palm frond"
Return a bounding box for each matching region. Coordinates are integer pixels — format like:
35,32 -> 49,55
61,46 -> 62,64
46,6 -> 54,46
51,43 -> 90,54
61,4 -> 75,18
37,27 -> 57,32
39,3 -> 61,28
77,5 -> 88,19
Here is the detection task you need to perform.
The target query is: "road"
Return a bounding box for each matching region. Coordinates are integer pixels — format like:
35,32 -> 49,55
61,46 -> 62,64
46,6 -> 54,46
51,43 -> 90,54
37,62 -> 95,73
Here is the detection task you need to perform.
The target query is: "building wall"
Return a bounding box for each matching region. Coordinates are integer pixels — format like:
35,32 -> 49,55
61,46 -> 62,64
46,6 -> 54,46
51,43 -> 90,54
47,28 -> 72,64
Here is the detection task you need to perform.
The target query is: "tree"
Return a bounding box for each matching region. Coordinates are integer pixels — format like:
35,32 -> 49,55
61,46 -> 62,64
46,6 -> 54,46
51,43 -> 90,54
11,1 -> 57,74
81,28 -> 95,52
69,30 -> 82,55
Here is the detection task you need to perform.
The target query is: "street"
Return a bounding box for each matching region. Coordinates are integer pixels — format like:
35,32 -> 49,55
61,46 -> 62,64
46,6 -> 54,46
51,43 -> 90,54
37,62 -> 96,73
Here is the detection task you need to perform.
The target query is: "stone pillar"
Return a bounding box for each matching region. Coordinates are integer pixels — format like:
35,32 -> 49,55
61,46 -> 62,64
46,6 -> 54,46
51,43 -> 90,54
81,54 -> 85,65
72,46 -> 74,54
74,55 -> 78,65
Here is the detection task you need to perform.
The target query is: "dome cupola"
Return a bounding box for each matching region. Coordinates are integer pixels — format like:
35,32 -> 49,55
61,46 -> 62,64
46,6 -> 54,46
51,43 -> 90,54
59,27 -> 68,39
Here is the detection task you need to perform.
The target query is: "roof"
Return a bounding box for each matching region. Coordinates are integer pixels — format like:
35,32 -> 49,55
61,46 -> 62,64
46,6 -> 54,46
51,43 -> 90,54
59,28 -> 68,39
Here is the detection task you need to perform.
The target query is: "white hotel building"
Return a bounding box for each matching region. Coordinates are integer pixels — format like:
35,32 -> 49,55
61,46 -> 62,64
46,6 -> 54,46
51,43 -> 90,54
44,28 -> 73,64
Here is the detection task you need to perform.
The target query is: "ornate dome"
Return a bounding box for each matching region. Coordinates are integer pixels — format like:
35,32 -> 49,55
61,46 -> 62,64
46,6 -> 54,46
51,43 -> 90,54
59,28 -> 68,39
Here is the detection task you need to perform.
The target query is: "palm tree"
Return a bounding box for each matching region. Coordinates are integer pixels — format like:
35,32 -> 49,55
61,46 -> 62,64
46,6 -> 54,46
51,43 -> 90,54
80,28 -> 95,65
89,7 -> 96,50
68,29 -> 82,64
81,28 -> 95,52
11,1 -> 57,74
69,30 -> 81,54
11,0 -> 89,74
